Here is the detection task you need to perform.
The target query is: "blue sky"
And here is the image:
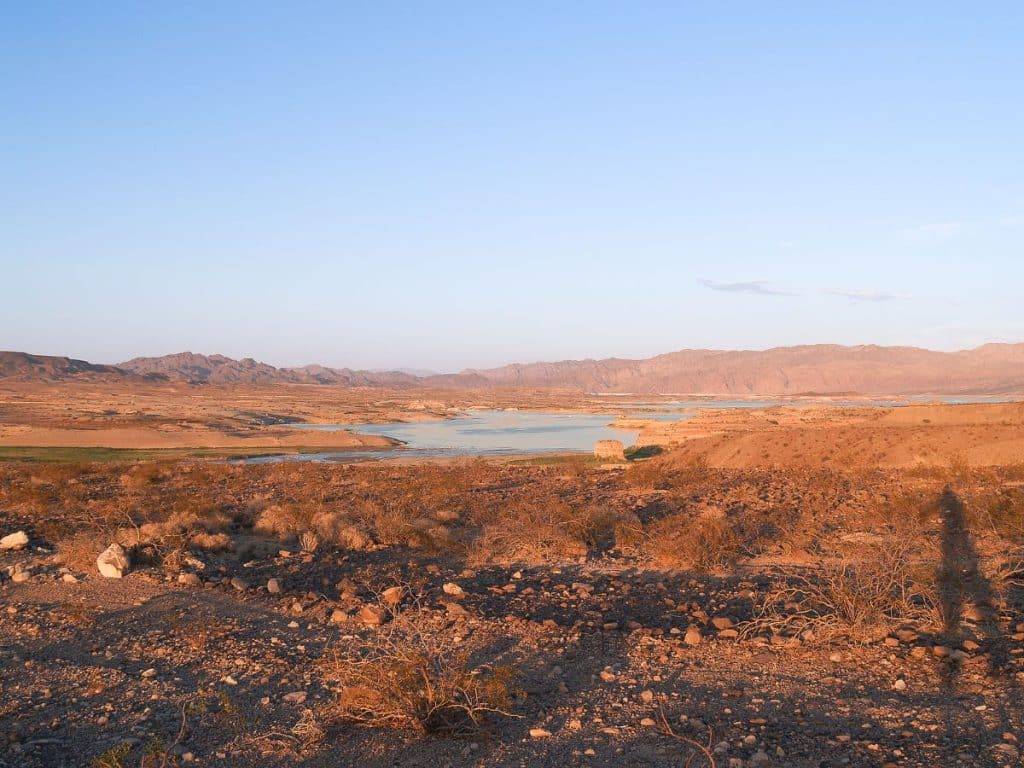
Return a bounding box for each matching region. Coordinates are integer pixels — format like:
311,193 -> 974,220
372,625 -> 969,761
3,2 -> 1022,372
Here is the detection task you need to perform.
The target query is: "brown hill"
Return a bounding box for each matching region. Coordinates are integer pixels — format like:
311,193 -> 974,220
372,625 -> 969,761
0,351 -> 135,382
5,344 -> 1023,394
462,343 -> 1024,395
117,352 -> 417,387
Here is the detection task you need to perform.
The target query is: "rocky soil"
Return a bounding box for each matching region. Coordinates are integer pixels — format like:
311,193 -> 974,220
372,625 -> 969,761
3,459 -> 1024,767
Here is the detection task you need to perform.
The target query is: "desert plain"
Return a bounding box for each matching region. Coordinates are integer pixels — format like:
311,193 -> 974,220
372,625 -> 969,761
3,369 -> 1024,768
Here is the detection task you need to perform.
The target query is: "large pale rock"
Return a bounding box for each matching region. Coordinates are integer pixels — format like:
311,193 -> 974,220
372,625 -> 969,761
96,543 -> 131,578
594,440 -> 626,460
0,531 -> 29,551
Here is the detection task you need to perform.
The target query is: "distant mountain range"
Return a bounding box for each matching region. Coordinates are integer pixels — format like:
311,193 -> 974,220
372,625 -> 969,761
2,344 -> 1023,395
118,352 -> 421,387
0,351 -> 422,387
465,344 -> 1024,395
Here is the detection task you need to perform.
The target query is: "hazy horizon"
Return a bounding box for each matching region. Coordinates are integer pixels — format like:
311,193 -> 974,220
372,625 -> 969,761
4,4 -> 1023,370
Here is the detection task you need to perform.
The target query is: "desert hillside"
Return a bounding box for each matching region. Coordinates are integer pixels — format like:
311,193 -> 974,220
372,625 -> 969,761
0,352 -> 134,382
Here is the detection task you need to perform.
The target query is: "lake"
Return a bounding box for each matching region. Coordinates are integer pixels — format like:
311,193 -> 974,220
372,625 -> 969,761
251,409 -> 639,463
246,395 -> 1019,463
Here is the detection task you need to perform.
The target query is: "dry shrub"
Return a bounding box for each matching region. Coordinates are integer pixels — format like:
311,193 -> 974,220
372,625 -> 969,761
947,453 -> 974,486
299,530 -> 320,553
321,610 -> 516,736
645,512 -> 741,570
972,488 -> 1024,542
849,489 -> 942,539
190,531 -> 234,552
1001,462 -> 1024,482
612,511 -> 644,549
255,503 -> 315,539
165,502 -> 233,534
119,462 -> 169,490
470,497 -> 626,564
57,530 -> 109,573
628,455 -> 708,491
310,510 -> 374,550
747,541 -> 937,642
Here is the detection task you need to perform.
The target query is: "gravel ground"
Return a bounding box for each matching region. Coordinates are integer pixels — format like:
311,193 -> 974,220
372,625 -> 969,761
4,542 -> 1024,768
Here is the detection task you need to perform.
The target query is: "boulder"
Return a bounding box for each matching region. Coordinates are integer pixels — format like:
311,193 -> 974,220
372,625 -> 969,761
0,531 -> 29,551
96,543 -> 131,578
594,440 -> 626,460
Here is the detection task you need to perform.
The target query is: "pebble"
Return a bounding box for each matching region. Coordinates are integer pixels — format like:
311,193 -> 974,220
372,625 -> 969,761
267,578 -> 282,594
529,728 -> 552,739
442,582 -> 466,598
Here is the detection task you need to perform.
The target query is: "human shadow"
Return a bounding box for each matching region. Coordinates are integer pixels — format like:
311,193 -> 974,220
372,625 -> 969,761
934,486 -> 1018,743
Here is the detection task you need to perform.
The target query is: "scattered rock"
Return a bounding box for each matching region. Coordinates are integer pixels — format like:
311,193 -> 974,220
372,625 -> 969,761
267,578 -> 282,594
684,626 -> 702,646
380,586 -> 404,607
529,728 -> 552,739
177,573 -> 201,587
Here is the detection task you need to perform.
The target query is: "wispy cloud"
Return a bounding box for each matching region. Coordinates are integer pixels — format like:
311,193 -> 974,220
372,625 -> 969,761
825,289 -> 911,303
699,279 -> 796,297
